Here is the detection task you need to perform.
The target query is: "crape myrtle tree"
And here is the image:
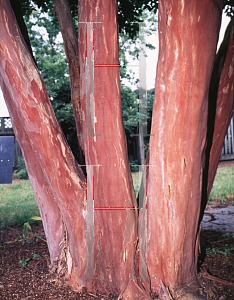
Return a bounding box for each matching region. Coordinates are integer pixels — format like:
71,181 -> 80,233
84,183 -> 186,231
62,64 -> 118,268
0,0 -> 233,299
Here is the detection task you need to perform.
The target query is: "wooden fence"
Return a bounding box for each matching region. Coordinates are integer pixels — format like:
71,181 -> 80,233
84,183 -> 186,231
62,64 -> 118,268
220,112 -> 234,161
0,117 -> 22,168
1,114 -> 234,168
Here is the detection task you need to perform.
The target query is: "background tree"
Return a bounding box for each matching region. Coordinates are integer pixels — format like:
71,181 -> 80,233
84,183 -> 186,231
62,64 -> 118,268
0,0 -> 233,299
23,1 -> 156,167
26,9 -> 70,99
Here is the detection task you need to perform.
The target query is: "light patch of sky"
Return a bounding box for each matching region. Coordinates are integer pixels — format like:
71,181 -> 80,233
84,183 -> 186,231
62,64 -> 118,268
121,12 -> 159,91
31,11 -> 48,40
122,11 -> 231,91
0,88 -> 9,117
0,12 -> 231,117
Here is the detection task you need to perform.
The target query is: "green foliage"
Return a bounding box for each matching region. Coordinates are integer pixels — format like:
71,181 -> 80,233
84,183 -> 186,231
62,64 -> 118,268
129,157 -> 139,172
13,157 -> 29,179
121,85 -> 138,130
15,216 -> 45,245
209,166 -> 234,202
121,85 -> 155,164
25,8 -> 70,100
51,84 -> 75,132
20,0 -> 159,39
119,10 -> 157,86
19,258 -> 31,266
18,253 -> 42,267
222,232 -> 234,238
121,86 -> 154,135
0,180 -> 39,228
206,245 -> 234,256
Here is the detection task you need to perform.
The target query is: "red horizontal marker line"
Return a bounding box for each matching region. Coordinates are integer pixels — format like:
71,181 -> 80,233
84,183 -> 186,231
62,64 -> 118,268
94,207 -> 138,210
94,64 -> 120,67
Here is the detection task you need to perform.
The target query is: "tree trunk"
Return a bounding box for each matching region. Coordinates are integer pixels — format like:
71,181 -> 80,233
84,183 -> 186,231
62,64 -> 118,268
1,0 -> 233,298
207,19 -> 234,198
144,0 -> 223,294
200,18 -> 234,221
0,0 -> 148,298
77,1 -> 151,297
0,0 -> 87,289
53,0 -> 84,153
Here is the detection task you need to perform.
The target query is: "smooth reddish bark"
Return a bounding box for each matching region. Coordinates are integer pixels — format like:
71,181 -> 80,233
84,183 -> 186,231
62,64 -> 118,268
207,20 -> 234,197
145,0 -> 223,293
1,0 -> 233,298
77,1 -> 148,297
0,0 -> 87,286
53,0 -> 85,154
0,0 -> 147,298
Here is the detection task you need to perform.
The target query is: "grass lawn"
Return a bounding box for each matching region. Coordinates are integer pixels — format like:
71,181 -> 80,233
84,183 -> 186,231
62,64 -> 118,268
0,166 -> 233,228
0,180 -> 39,228
209,166 -> 234,203
132,166 -> 234,201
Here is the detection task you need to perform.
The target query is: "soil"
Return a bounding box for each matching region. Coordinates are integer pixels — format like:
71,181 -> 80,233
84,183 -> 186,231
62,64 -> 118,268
1,161 -> 234,300
0,225 -> 118,300
0,221 -> 234,300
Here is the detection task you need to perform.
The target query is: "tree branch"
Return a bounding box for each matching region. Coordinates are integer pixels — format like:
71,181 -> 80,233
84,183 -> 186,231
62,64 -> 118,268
207,19 -> 234,198
53,0 -> 85,155
0,0 -> 87,282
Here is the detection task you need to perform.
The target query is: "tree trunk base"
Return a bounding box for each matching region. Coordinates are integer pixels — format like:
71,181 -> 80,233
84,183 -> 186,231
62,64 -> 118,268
174,292 -> 207,300
117,279 -> 152,300
173,278 -> 207,300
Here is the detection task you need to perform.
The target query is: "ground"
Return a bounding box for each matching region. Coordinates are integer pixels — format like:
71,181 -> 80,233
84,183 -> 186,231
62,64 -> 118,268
0,214 -> 234,300
1,161 -> 234,299
0,224 -> 118,300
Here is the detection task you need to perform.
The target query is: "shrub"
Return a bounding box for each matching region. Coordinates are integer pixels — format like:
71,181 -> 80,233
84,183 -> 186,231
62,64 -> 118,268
14,157 -> 29,179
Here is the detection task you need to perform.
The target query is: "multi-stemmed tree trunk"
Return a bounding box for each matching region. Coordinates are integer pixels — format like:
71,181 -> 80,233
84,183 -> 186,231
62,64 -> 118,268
143,0 -> 223,293
0,0 -> 233,299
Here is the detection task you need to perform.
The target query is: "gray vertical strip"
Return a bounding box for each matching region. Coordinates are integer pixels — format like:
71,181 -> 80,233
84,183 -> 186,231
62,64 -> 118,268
138,22 -> 148,279
138,22 -> 147,226
86,22 -> 95,137
139,22 -> 147,166
86,165 -> 94,278
138,165 -> 145,210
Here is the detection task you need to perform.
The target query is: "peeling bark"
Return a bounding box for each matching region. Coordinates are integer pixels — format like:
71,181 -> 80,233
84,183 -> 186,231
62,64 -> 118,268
78,0 -> 142,296
53,0 -> 85,155
1,0 -> 232,298
0,0 -> 87,288
9,0 -> 35,62
145,0 -> 223,293
1,80 -> 65,262
200,18 -> 234,222
207,20 -> 234,197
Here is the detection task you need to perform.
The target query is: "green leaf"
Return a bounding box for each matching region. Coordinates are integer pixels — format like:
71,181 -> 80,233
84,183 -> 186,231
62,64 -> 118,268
29,216 -> 42,221
33,233 -> 47,243
24,222 -> 31,230
19,258 -> 31,266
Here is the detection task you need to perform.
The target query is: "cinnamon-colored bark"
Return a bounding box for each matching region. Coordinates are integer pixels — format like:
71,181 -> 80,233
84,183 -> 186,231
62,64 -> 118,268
207,20 -> 234,197
77,1 -> 148,297
0,0 -> 87,288
145,0 -> 223,293
1,0 -> 233,298
53,0 -> 85,153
